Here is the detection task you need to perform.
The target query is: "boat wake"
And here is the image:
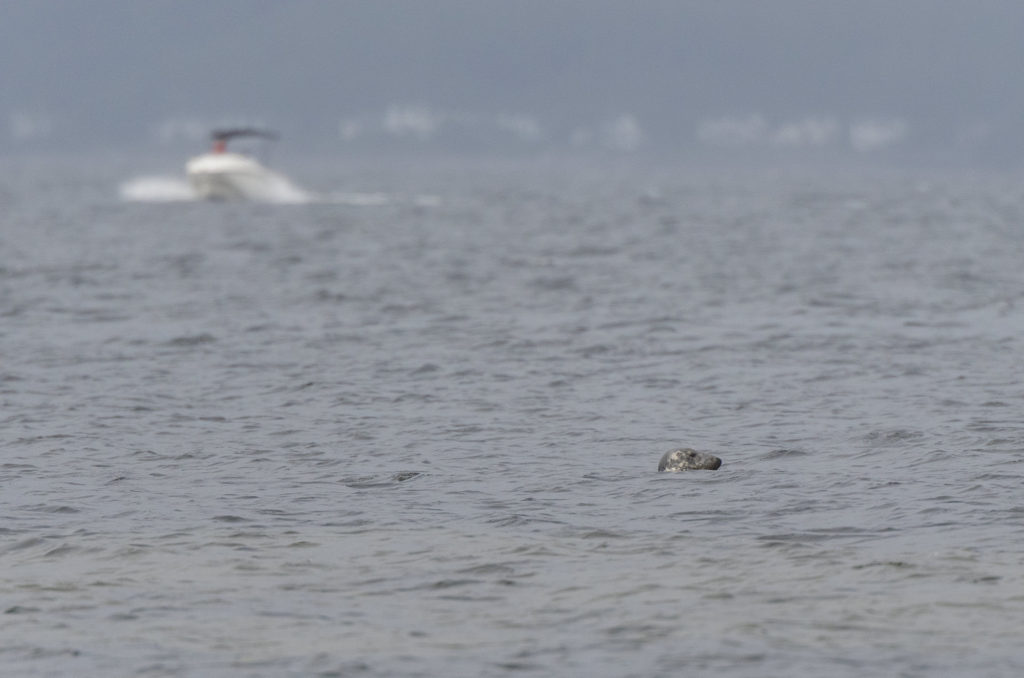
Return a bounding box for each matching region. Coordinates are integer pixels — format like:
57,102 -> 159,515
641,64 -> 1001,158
118,173 -> 310,204
119,176 -> 197,202
119,175 -> 441,208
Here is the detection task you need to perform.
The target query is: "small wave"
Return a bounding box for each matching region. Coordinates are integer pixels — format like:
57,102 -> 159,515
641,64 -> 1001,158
165,333 -> 217,347
762,448 -> 810,459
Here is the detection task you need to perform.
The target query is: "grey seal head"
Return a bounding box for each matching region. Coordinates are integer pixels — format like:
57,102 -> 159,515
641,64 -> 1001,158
658,448 -> 722,471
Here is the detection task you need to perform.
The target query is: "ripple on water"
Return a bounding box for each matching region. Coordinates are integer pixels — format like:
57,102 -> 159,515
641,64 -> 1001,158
3,164 -> 1024,676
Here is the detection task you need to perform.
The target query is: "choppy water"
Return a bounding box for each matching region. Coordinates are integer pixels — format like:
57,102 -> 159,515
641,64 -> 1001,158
4,158 -> 1024,677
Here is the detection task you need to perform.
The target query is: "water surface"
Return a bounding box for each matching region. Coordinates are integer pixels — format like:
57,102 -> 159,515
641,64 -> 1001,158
3,159 -> 1024,676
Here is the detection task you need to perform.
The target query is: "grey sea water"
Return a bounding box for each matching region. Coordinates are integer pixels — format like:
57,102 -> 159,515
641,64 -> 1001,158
4,157 -> 1024,677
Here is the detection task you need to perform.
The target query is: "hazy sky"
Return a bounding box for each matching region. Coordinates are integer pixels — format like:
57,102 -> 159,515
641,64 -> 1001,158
3,1 -> 1024,164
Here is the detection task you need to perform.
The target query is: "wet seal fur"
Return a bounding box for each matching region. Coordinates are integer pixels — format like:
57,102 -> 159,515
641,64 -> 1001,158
658,448 -> 722,471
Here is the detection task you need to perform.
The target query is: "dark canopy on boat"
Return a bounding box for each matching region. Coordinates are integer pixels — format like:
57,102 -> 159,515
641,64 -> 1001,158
211,128 -> 279,142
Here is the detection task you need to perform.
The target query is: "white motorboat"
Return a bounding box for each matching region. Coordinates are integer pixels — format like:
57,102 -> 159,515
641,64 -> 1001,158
185,129 -> 306,202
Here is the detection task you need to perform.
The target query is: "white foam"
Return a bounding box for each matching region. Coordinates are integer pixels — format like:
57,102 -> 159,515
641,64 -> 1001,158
119,175 -> 197,202
250,173 -> 311,204
119,173 -> 438,208
119,172 -> 310,204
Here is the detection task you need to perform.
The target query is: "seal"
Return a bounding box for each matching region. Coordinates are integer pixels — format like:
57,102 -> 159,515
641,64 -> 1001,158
658,448 -> 722,471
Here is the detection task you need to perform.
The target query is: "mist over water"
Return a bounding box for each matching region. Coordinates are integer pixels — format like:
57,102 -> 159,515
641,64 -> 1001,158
4,157 -> 1024,676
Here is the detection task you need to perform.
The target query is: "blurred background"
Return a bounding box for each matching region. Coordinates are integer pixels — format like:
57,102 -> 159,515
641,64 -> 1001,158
3,0 -> 1024,167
